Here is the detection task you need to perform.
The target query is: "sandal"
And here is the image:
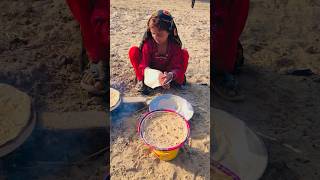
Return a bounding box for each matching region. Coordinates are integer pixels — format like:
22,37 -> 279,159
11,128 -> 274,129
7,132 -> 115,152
213,73 -> 244,101
81,61 -> 107,95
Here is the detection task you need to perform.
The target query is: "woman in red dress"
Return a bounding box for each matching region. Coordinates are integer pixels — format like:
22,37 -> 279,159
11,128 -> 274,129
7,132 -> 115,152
128,10 -> 189,94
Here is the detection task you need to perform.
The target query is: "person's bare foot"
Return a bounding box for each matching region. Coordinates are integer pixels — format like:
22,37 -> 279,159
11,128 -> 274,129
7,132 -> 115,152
81,61 -> 106,95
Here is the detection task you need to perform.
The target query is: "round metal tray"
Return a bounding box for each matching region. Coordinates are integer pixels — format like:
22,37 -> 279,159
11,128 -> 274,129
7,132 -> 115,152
110,88 -> 121,112
213,108 -> 268,180
0,106 -> 36,157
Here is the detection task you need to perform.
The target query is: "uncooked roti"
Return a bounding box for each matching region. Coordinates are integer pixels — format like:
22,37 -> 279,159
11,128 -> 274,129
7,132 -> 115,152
144,67 -> 162,89
110,88 -> 120,109
0,83 -> 31,146
142,111 -> 188,148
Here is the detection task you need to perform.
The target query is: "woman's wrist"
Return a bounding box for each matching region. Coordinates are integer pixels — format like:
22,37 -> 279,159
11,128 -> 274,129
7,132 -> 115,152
169,71 -> 175,80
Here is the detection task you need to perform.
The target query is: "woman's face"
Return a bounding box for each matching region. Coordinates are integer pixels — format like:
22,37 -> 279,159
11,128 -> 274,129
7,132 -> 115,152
150,27 -> 169,45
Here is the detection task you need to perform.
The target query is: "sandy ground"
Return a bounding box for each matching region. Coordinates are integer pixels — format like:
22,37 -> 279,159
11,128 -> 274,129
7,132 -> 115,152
0,0 -> 107,112
1,0 -> 319,179
110,0 -> 210,179
214,0 -> 320,179
0,1 -> 107,179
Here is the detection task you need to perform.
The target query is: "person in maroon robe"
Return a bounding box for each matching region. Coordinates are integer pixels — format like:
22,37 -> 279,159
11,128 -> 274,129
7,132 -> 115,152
212,0 -> 249,101
66,0 -> 109,95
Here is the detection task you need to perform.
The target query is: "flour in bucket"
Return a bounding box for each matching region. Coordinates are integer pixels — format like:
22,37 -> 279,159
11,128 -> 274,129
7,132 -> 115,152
139,110 -> 190,161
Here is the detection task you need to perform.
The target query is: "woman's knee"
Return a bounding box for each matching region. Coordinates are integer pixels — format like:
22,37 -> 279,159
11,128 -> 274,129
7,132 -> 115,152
182,49 -> 189,61
128,46 -> 140,59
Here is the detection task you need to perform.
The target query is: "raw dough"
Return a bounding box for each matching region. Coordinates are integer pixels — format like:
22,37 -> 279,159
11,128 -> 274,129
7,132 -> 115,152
110,88 -> 120,109
142,111 -> 188,148
144,67 -> 162,89
0,84 -> 31,146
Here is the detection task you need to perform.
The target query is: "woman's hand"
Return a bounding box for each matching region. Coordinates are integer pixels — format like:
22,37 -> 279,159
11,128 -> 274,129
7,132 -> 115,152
159,72 -> 173,89
159,72 -> 166,85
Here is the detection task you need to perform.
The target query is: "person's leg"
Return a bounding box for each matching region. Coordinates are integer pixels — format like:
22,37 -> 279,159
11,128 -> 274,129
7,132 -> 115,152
170,49 -> 189,87
228,0 -> 249,72
213,0 -> 249,73
212,0 -> 249,101
66,0 -> 109,94
65,0 -> 90,23
128,46 -> 143,81
91,0 -> 109,62
128,46 -> 148,93
212,0 -> 228,73
232,0 -> 250,42
66,0 -> 108,63
213,0 -> 235,73
182,49 -> 189,74
181,49 -> 189,85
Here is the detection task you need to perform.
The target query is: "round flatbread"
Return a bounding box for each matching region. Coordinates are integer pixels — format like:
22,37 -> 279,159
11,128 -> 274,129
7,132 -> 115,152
0,84 -> 31,146
110,88 -> 120,109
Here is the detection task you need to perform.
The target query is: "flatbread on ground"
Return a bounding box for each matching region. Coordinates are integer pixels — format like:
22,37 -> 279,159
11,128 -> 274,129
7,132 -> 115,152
0,84 -> 31,146
110,88 -> 120,109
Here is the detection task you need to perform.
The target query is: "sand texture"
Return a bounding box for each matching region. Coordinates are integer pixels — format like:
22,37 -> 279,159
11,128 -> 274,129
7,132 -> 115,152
110,1 -> 210,179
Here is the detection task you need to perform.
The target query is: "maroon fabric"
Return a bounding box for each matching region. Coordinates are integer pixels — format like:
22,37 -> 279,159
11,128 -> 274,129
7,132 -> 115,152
213,0 -> 249,73
129,39 -> 189,84
66,0 -> 109,62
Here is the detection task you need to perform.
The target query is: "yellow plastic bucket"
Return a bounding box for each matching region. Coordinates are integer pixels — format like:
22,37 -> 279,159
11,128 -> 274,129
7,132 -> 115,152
152,148 -> 180,161
138,110 -> 190,161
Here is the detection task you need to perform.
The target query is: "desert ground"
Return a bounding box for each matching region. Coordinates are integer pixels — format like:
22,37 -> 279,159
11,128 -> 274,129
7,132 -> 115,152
214,0 -> 320,179
0,0 -> 319,179
110,0 -> 210,179
0,1 -> 107,179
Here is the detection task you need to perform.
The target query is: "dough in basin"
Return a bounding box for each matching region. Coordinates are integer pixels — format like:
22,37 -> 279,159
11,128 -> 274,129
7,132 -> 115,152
142,111 -> 188,148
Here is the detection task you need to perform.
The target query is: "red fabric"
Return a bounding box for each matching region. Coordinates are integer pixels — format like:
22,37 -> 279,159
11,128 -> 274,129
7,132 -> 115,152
129,46 -> 143,80
128,39 -> 189,84
213,0 -> 249,73
66,0 -> 109,63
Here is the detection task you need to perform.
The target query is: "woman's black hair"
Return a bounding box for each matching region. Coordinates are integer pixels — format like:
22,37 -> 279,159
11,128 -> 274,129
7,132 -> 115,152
139,10 -> 182,50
